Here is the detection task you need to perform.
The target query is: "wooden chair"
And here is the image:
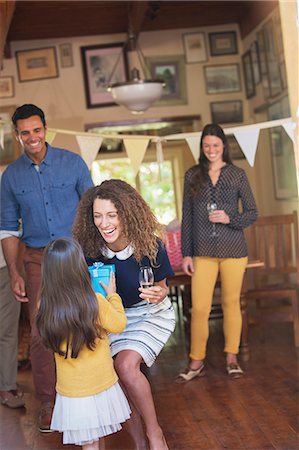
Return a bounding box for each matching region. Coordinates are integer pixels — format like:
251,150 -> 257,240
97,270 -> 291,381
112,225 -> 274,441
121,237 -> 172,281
244,211 -> 299,347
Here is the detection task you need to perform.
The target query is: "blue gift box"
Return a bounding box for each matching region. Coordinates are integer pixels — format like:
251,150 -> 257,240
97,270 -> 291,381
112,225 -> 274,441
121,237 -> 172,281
88,262 -> 116,298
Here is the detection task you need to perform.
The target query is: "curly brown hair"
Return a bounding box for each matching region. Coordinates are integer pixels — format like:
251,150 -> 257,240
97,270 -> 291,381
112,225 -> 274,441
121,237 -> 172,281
73,179 -> 164,264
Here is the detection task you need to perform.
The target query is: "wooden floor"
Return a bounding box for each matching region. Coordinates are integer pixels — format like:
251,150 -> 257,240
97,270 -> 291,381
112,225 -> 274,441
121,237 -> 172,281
1,302 -> 299,450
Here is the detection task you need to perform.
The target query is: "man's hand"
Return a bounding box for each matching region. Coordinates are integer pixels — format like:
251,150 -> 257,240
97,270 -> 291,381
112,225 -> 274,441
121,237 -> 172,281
11,273 -> 29,302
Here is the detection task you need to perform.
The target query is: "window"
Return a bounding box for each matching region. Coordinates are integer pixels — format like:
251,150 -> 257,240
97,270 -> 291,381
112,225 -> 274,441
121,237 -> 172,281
91,158 -> 176,225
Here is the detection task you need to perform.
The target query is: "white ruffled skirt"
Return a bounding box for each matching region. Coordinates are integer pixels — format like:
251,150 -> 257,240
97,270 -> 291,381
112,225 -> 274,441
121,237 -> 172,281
51,382 -> 131,445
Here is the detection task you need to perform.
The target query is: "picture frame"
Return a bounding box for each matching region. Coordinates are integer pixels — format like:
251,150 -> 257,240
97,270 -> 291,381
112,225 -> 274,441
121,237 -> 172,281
250,41 -> 261,85
269,127 -> 298,199
242,50 -> 255,98
204,64 -> 241,94
146,55 -> 187,106
208,31 -> 238,56
227,135 -> 245,160
0,105 -> 21,165
0,76 -> 14,98
81,43 -> 128,109
16,47 -> 59,82
267,97 -> 297,199
257,29 -> 270,98
210,100 -> 243,124
263,20 -> 283,98
182,32 -> 207,63
59,43 -> 73,68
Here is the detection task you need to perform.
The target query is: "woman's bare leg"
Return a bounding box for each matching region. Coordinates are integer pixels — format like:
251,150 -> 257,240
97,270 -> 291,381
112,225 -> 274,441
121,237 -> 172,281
118,379 -> 147,450
82,439 -> 100,450
115,350 -> 168,450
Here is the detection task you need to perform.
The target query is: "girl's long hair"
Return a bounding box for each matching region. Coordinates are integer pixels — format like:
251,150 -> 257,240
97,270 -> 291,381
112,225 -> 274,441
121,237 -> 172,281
189,123 -> 233,197
36,238 -> 102,358
73,179 -> 164,265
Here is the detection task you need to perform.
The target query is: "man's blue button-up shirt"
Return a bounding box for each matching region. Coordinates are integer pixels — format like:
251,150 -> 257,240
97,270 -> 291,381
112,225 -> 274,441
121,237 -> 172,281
0,144 -> 94,248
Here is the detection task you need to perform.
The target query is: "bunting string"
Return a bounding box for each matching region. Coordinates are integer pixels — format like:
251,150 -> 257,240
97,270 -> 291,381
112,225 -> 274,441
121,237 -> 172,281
0,117 -> 295,170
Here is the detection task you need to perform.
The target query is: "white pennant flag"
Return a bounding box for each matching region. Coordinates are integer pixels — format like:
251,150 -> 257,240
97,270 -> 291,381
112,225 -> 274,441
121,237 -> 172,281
46,130 -> 57,144
282,121 -> 296,143
76,135 -> 103,169
186,136 -> 201,162
123,138 -> 149,176
0,124 -> 4,150
233,128 -> 260,167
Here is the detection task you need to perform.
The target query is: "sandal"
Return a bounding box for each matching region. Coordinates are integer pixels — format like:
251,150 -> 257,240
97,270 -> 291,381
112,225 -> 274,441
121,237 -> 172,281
0,390 -> 25,409
175,364 -> 205,383
226,363 -> 244,379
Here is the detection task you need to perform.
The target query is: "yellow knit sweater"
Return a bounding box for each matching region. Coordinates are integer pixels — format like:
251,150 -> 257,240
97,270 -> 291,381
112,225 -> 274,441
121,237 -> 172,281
54,293 -> 126,397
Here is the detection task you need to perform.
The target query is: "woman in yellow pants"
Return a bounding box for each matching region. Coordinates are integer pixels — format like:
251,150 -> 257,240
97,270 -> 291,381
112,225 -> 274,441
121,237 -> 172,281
177,123 -> 257,382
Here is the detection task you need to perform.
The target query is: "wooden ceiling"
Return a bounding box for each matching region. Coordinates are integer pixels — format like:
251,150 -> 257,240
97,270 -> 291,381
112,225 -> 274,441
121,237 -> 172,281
6,0 -> 278,46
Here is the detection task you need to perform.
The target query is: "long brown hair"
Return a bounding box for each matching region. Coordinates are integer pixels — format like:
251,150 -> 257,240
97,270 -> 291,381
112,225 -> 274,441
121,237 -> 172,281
189,123 -> 233,196
36,238 -> 102,359
73,179 -> 164,264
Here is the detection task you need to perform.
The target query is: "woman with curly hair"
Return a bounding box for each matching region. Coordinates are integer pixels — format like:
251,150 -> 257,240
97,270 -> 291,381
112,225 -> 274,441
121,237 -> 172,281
73,179 -> 175,450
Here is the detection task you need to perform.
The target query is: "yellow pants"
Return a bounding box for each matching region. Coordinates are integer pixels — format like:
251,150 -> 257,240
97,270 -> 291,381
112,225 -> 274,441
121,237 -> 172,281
190,256 -> 248,361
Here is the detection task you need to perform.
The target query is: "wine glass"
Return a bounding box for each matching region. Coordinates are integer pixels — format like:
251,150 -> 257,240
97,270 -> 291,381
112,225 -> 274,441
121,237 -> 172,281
207,202 -> 218,237
139,266 -> 154,309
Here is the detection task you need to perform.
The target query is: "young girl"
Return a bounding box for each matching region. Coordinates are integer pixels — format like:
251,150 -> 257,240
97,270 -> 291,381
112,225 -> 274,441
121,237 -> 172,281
36,237 -> 131,450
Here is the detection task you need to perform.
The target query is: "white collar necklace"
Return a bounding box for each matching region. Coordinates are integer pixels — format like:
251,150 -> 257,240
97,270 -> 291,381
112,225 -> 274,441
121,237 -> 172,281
102,244 -> 134,260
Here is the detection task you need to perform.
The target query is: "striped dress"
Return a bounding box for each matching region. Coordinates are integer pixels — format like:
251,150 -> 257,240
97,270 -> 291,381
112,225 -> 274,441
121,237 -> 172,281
88,242 -> 176,367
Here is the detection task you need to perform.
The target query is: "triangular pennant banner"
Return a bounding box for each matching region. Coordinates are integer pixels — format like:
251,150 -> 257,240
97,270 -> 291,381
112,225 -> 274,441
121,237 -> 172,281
76,135 -> 103,169
186,136 -> 201,162
46,130 -> 57,144
0,124 -> 4,150
123,138 -> 149,176
282,122 -> 295,143
233,128 -> 260,167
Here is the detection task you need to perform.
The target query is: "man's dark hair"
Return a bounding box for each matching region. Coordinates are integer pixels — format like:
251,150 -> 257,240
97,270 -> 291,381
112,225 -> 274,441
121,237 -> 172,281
12,104 -> 46,129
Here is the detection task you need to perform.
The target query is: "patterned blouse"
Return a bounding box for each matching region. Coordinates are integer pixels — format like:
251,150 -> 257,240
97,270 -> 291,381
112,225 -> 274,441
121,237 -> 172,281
181,163 -> 258,258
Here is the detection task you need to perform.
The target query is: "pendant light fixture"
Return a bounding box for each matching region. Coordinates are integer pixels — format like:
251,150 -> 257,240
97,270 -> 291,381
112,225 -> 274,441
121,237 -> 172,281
107,15 -> 165,114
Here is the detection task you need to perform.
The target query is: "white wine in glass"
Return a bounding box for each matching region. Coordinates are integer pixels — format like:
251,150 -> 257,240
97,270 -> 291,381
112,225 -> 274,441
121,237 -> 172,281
139,266 -> 154,309
207,202 -> 218,237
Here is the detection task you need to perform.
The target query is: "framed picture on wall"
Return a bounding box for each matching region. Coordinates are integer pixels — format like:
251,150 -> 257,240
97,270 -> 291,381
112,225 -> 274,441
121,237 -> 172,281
242,50 -> 255,98
268,97 -> 297,199
182,32 -> 207,63
227,135 -> 245,160
0,76 -> 14,98
146,55 -> 187,106
208,31 -> 238,56
210,100 -> 243,124
0,105 -> 21,165
204,64 -> 241,94
59,43 -> 73,68
262,20 -> 283,98
250,41 -> 261,85
16,47 -> 59,82
81,43 -> 128,108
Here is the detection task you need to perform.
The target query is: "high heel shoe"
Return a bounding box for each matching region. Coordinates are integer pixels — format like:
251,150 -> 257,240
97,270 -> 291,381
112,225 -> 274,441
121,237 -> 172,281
175,363 -> 205,383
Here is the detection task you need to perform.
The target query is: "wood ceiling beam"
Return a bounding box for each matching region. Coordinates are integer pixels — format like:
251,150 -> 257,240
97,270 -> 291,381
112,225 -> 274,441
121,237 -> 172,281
0,0 -> 16,67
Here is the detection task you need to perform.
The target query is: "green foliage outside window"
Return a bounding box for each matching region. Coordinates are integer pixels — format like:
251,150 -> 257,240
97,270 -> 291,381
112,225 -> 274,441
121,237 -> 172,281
91,158 -> 176,225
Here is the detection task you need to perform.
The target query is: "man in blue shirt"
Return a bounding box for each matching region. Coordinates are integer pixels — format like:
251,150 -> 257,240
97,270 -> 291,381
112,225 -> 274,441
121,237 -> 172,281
0,104 -> 94,432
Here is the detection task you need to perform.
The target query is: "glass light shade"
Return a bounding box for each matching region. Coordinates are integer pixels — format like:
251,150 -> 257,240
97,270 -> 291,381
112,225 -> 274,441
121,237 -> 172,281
108,80 -> 164,114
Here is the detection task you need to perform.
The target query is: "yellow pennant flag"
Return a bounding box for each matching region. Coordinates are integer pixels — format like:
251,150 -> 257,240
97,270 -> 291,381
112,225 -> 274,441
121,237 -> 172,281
123,138 -> 149,176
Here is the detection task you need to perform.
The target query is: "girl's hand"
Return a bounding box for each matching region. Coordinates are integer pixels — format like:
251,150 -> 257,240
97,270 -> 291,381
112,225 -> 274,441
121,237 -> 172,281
100,272 -> 116,296
139,281 -> 168,304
